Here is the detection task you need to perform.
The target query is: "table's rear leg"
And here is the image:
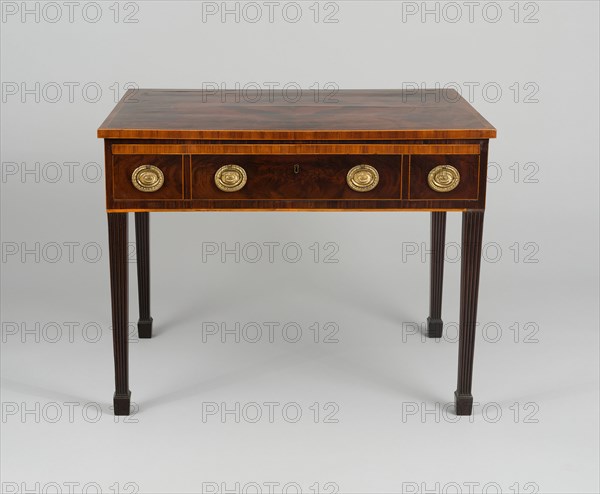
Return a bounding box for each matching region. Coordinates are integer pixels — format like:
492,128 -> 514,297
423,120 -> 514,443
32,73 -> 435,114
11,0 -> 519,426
108,213 -> 131,415
135,212 -> 152,338
455,210 -> 484,416
427,212 -> 446,338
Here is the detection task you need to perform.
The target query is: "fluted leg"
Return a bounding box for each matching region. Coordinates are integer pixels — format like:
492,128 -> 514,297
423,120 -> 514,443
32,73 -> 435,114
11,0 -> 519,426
455,210 -> 485,416
135,212 -> 152,338
427,212 -> 446,338
108,213 -> 130,415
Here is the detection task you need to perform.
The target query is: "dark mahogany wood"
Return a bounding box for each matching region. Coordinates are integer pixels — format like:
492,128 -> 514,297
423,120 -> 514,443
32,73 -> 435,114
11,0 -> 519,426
191,154 -> 401,200
455,210 -> 485,415
135,212 -> 152,338
409,154 -> 480,201
107,213 -> 130,415
427,212 -> 447,338
112,154 -> 184,201
100,90 -> 495,415
98,89 -> 496,141
104,144 -> 488,212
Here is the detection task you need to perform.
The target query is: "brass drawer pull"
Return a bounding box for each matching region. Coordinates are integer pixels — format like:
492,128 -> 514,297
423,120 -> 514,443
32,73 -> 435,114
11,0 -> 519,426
131,165 -> 164,192
215,164 -> 247,192
428,165 -> 460,192
347,164 -> 379,192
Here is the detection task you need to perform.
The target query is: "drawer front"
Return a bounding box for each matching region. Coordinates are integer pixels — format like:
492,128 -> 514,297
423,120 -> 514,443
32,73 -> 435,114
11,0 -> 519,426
191,155 -> 402,200
409,154 -> 479,201
112,154 -> 184,200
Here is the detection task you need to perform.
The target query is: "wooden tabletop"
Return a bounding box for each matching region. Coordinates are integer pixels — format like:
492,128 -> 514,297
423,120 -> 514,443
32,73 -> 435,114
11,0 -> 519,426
98,89 -> 496,141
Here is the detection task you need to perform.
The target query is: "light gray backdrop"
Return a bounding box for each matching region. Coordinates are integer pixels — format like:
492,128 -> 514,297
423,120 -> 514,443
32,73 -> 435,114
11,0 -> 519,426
1,1 -> 598,493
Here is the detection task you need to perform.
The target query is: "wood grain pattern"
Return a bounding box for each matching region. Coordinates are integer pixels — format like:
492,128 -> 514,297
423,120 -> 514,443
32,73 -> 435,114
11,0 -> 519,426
112,154 -> 184,201
106,200 -> 484,212
192,155 -> 401,200
112,144 -> 481,155
105,148 -> 488,211
106,202 -> 485,212
98,89 -> 496,140
100,90 -> 495,416
408,154 -> 480,201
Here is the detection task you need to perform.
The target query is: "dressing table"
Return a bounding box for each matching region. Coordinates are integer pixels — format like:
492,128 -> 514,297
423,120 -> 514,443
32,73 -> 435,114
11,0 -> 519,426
98,89 -> 496,416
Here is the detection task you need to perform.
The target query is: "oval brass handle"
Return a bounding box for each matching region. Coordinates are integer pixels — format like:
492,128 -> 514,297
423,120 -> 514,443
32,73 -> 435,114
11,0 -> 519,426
347,164 -> 379,192
428,165 -> 460,192
215,164 -> 247,192
131,165 -> 164,192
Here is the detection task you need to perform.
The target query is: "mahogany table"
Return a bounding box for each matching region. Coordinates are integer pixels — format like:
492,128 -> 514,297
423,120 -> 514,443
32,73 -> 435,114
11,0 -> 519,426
98,89 -> 496,416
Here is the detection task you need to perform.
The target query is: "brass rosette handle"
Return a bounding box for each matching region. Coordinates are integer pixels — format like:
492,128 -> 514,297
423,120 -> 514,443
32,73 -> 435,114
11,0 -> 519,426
215,164 -> 247,192
131,165 -> 164,192
428,165 -> 460,192
347,164 -> 379,192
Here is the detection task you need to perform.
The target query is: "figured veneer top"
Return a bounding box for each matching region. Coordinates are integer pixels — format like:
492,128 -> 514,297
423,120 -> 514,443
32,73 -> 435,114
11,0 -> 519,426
98,89 -> 496,140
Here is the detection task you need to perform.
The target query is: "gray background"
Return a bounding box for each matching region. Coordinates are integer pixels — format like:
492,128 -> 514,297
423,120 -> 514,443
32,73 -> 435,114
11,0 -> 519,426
1,1 -> 598,493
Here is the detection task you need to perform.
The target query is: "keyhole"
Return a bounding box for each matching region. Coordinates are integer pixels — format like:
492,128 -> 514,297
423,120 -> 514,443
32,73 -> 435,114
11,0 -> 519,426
293,164 -> 300,174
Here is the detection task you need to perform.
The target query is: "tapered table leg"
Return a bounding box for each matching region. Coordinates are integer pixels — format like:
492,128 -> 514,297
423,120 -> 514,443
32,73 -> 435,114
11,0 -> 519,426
135,212 -> 152,338
455,210 -> 485,416
108,213 -> 131,415
427,212 -> 446,338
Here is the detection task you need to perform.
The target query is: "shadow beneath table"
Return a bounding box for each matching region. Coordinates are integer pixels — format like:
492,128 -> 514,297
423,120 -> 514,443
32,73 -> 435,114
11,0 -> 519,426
140,337 -> 443,412
1,379 -> 117,416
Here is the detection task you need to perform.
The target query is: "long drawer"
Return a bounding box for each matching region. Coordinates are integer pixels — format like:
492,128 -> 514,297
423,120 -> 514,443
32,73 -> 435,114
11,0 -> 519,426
191,154 -> 402,200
